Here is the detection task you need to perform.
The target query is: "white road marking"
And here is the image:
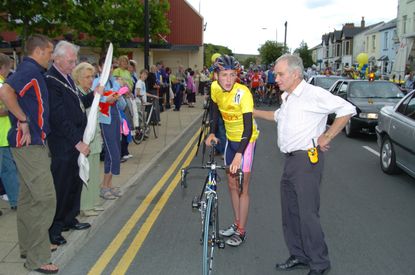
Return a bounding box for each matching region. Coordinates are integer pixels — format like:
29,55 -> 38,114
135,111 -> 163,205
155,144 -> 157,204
363,145 -> 380,157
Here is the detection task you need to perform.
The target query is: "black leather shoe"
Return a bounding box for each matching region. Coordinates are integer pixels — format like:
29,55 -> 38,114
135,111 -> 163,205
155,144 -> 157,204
308,267 -> 330,275
69,222 -> 91,230
276,255 -> 308,270
50,235 -> 67,246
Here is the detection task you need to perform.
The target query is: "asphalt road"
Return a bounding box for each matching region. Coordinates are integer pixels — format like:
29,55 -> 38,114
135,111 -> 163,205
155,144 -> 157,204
62,110 -> 415,275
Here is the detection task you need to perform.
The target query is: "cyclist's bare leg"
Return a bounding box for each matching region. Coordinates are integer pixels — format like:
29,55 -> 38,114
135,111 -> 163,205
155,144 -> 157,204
238,172 -> 251,232
227,172 -> 251,231
227,173 -> 240,224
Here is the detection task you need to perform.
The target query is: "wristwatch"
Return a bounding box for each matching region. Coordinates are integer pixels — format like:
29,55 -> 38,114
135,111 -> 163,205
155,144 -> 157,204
19,116 -> 30,124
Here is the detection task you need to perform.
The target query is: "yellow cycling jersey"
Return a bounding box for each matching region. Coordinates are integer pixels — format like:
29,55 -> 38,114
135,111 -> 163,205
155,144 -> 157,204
211,81 -> 259,142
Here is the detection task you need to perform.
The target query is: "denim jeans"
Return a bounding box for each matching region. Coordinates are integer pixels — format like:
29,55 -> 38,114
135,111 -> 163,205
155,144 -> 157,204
0,147 -> 19,207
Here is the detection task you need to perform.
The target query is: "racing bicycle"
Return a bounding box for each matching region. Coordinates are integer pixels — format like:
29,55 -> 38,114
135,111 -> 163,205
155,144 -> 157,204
132,98 -> 159,144
181,142 -> 243,275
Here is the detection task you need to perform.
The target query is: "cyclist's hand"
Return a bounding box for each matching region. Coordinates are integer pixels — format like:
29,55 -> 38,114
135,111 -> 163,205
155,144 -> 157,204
230,153 -> 242,174
205,133 -> 218,146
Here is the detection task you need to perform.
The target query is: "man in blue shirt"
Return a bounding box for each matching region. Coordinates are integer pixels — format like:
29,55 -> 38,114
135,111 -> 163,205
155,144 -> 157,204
0,34 -> 59,274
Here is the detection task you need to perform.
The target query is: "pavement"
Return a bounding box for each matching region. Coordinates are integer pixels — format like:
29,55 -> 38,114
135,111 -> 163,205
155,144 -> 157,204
0,96 -> 205,275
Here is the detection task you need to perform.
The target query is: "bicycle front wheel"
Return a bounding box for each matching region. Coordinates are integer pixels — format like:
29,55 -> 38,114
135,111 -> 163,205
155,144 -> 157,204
202,195 -> 216,275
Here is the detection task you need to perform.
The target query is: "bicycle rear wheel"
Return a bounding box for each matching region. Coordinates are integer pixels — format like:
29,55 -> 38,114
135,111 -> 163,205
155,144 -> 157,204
132,127 -> 145,144
202,196 -> 216,275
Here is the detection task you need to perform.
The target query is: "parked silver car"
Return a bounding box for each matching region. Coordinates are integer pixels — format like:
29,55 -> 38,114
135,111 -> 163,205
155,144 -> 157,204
376,90 -> 415,178
307,75 -> 347,90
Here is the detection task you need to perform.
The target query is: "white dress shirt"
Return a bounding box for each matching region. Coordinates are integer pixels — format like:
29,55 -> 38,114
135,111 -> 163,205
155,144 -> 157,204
135,79 -> 147,103
274,80 -> 356,153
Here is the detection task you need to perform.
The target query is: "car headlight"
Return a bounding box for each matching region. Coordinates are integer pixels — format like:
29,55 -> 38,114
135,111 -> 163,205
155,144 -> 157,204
359,112 -> 378,119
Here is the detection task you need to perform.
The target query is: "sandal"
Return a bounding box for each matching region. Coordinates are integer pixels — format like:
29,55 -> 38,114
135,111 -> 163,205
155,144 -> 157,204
100,188 -> 117,200
24,263 -> 59,274
226,231 -> 246,247
110,187 -> 122,197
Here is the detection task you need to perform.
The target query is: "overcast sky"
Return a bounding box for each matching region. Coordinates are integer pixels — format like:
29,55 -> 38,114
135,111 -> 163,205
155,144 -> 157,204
185,0 -> 398,54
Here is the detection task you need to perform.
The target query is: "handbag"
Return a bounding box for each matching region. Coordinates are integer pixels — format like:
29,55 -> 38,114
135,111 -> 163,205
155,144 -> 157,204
169,85 -> 175,99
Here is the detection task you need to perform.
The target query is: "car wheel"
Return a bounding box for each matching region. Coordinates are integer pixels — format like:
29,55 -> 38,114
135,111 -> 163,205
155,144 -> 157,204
380,136 -> 400,174
344,119 -> 355,138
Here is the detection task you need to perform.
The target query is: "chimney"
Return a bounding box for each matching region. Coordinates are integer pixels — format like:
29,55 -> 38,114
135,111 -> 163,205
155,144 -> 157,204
361,16 -> 365,28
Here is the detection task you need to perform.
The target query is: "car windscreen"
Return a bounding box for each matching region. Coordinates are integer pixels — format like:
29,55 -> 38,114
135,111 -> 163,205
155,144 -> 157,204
348,82 -> 405,98
315,77 -> 343,90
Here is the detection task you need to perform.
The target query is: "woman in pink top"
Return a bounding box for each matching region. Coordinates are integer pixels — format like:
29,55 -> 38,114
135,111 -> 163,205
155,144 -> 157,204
186,70 -> 196,107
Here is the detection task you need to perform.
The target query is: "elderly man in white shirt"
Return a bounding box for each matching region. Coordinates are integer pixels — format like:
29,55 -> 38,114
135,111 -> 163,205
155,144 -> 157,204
254,54 -> 356,275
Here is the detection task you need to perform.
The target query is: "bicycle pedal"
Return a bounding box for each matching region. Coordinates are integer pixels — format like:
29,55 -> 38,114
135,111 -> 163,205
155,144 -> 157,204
218,238 -> 226,249
191,196 -> 201,209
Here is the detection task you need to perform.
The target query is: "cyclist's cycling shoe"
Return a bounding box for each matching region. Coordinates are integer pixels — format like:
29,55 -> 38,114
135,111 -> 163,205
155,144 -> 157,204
219,223 -> 238,237
226,231 -> 246,247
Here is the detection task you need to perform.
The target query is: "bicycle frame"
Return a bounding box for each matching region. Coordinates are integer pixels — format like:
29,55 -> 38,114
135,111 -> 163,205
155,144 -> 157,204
181,143 -> 243,274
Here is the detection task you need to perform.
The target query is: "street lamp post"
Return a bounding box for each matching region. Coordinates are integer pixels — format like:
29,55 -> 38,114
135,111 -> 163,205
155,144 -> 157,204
261,27 -> 277,42
284,21 -> 287,51
144,0 -> 149,70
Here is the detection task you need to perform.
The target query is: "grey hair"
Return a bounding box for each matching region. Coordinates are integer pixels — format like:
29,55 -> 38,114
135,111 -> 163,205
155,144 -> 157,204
276,54 -> 304,78
53,40 -> 80,58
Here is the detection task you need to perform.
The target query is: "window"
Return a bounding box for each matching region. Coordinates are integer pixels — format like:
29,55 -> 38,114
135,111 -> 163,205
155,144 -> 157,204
366,37 -> 369,52
405,96 -> 415,119
345,40 -> 350,55
384,32 -> 388,49
413,12 -> 415,33
403,15 -> 407,34
398,94 -> 415,120
372,35 -> 376,50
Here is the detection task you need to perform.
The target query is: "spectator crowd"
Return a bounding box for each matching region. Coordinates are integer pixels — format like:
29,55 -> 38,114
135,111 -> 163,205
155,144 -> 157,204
0,34 -> 209,274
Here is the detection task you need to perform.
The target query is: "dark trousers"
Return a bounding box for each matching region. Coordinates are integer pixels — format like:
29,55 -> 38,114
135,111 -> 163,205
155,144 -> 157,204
173,83 -> 183,110
280,150 -> 330,270
121,135 -> 129,157
49,153 -> 83,237
164,85 -> 171,109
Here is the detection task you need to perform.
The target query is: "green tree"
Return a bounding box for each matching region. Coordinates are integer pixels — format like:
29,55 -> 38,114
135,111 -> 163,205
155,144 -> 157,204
294,41 -> 313,68
242,57 -> 257,70
258,40 -> 285,66
67,0 -> 170,55
203,43 -> 232,67
0,0 -> 170,56
0,0 -> 70,51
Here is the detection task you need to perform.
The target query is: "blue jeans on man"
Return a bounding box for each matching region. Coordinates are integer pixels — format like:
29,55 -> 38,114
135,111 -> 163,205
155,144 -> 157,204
0,146 -> 19,208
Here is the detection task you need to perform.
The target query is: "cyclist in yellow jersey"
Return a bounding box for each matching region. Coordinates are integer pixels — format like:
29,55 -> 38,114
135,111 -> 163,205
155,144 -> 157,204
206,55 -> 259,247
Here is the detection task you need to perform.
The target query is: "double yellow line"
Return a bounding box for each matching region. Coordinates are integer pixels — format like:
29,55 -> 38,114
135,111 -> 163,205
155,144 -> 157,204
88,131 -> 199,275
